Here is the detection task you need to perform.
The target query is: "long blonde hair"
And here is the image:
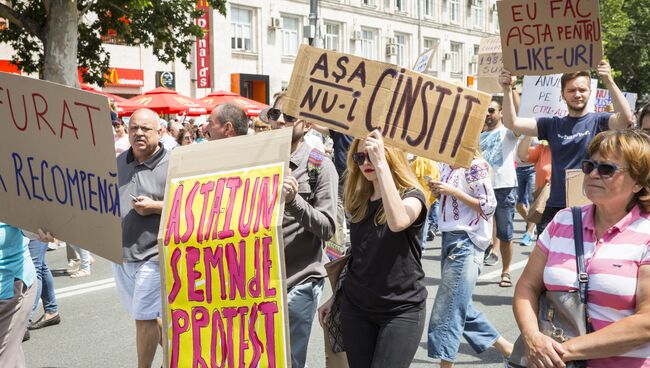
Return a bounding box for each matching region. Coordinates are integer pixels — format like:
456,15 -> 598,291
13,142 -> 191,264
344,139 -> 429,224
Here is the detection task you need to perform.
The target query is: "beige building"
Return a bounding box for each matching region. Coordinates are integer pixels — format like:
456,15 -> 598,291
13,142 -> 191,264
0,0 -> 500,105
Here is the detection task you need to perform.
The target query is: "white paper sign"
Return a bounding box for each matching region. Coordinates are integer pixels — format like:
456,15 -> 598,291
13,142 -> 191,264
519,74 -> 597,118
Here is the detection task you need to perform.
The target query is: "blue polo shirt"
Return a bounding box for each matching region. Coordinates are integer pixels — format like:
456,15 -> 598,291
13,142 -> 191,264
0,223 -> 35,300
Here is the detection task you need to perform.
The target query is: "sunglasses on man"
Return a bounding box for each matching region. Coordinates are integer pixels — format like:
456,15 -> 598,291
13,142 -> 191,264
267,108 -> 298,123
581,159 -> 628,178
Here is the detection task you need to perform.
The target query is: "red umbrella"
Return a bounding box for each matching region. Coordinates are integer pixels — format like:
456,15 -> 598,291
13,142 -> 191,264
126,87 -> 208,116
80,84 -> 143,116
199,90 -> 269,116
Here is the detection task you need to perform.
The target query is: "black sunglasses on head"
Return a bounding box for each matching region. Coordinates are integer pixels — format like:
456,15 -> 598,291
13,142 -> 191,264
267,108 -> 297,123
352,152 -> 372,166
581,159 -> 628,178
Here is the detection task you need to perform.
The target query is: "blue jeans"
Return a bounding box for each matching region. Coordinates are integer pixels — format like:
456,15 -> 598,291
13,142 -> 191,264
28,240 -> 58,321
428,231 -> 500,362
287,278 -> 324,368
516,166 -> 536,206
421,202 -> 440,249
494,187 -> 517,242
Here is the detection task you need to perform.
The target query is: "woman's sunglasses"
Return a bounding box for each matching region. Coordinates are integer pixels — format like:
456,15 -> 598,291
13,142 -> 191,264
267,108 -> 297,123
352,152 -> 371,166
487,107 -> 496,114
581,159 -> 628,178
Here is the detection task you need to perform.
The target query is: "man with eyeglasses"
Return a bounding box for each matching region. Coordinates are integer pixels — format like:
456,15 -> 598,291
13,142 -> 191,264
480,99 -> 519,288
114,108 -> 169,368
499,61 -> 634,234
259,92 -> 338,368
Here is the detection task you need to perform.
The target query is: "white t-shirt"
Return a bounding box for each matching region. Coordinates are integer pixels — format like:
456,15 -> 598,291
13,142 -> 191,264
437,159 -> 496,250
114,135 -> 130,156
160,134 -> 178,150
480,125 -> 518,189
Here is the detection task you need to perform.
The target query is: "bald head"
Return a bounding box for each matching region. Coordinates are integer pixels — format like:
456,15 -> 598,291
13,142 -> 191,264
130,108 -> 160,129
128,108 -> 162,162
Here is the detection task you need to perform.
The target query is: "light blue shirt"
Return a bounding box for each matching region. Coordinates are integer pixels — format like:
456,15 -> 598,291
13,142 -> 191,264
0,223 -> 35,299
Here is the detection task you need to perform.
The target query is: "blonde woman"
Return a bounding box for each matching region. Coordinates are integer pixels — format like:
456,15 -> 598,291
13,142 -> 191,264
319,130 -> 429,367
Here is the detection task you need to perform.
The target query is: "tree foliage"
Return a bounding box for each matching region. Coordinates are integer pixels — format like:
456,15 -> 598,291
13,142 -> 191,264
0,0 -> 227,85
601,0 -> 650,102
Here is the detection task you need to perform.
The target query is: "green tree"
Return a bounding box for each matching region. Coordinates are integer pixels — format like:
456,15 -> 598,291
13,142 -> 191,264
601,0 -> 650,102
0,0 -> 227,87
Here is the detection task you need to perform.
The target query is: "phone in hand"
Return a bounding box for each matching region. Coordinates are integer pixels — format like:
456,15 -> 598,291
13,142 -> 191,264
129,193 -> 140,202
423,175 -> 433,183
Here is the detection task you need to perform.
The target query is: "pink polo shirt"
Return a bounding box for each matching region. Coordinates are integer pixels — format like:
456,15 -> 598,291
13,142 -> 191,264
537,204 -> 650,367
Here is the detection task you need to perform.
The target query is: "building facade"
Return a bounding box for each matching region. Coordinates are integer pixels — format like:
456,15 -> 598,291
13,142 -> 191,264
0,0 -> 500,104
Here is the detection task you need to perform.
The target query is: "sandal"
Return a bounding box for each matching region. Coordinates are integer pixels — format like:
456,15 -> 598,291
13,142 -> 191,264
69,269 -> 91,278
499,272 -> 512,287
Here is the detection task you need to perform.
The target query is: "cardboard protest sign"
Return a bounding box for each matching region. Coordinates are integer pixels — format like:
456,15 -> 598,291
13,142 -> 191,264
518,74 -> 597,118
283,45 -> 491,168
0,72 -> 122,263
158,129 -> 292,368
413,48 -> 435,73
477,36 -> 503,93
497,0 -> 603,76
594,88 -> 637,112
565,169 -> 590,207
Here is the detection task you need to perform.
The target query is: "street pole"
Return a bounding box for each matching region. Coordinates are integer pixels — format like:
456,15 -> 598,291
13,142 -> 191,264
308,0 -> 322,48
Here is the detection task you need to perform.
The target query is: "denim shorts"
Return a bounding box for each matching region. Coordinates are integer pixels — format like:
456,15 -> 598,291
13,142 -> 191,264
112,260 -> 161,320
516,166 -> 535,206
494,187 -> 516,242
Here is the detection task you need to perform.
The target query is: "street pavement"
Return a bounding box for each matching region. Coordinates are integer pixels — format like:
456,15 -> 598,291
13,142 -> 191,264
24,216 -> 533,368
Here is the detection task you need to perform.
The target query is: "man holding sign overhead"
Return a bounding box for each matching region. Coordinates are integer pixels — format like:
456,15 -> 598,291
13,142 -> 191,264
499,61 -> 634,233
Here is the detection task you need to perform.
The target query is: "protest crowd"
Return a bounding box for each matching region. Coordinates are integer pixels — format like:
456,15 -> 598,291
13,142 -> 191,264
2,8 -> 650,368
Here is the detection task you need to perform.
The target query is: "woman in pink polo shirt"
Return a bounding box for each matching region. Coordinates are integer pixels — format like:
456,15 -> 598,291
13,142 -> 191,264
513,129 -> 650,367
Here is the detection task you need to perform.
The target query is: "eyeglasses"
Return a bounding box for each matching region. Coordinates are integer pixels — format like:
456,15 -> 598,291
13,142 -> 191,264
267,108 -> 297,123
352,152 -> 372,166
487,107 -> 499,114
183,136 -> 193,141
581,159 -> 628,178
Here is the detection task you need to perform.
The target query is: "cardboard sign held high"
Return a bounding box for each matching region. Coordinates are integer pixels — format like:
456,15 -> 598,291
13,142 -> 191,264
283,45 -> 491,168
497,0 -> 603,76
477,36 -> 503,93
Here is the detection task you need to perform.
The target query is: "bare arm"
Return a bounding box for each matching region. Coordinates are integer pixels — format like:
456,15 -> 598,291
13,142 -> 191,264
366,130 -> 423,233
517,135 -> 534,163
562,265 -> 650,361
514,246 -> 568,367
597,61 -> 634,129
500,69 -> 538,136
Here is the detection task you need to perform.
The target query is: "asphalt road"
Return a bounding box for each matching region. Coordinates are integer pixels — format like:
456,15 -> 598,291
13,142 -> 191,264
24,217 -> 533,368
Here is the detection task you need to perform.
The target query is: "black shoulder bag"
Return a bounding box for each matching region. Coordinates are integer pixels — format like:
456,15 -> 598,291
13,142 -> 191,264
508,207 -> 592,368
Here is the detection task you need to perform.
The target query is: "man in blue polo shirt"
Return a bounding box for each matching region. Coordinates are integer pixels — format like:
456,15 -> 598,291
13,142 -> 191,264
499,61 -> 634,233
113,108 -> 169,368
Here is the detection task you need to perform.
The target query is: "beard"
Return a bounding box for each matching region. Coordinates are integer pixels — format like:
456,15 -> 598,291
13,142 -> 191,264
566,100 -> 588,114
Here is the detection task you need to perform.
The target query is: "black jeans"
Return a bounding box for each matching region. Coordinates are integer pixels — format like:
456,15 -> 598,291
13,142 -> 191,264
538,206 -> 564,236
340,293 -> 425,368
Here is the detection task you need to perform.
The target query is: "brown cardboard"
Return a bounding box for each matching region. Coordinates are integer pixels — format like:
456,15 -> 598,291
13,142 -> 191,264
283,45 -> 492,168
497,0 -> 602,76
157,129 -> 293,368
477,36 -> 503,93
0,72 -> 122,263
565,169 -> 591,207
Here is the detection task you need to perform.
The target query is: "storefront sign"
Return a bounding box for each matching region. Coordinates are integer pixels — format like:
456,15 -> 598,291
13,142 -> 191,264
156,71 -> 176,89
105,67 -> 144,87
196,1 -> 211,88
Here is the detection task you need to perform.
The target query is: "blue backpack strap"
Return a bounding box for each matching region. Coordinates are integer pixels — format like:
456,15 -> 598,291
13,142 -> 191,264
571,206 -> 587,304
306,148 -> 325,203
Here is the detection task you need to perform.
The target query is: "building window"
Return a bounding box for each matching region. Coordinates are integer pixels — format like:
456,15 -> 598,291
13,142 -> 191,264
471,0 -> 484,29
492,10 -> 500,32
362,0 -> 375,5
395,0 -> 406,12
395,33 -> 407,66
424,0 -> 437,18
470,44 -> 479,75
360,29 -> 377,60
449,0 -> 460,23
324,22 -> 340,51
423,38 -> 439,72
281,16 -> 300,56
450,42 -> 463,74
231,7 -> 253,51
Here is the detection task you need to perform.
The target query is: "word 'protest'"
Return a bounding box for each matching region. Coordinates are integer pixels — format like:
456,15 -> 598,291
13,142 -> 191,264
497,0 -> 602,75
162,163 -> 288,368
283,45 -> 491,168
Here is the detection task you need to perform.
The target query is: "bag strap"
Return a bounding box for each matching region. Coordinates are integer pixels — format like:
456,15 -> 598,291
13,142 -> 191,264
571,206 -> 588,304
307,148 -> 325,203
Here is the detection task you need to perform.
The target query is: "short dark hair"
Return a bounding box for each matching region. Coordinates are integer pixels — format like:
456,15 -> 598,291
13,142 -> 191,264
560,70 -> 591,91
214,103 -> 248,136
638,102 -> 650,125
490,97 -> 503,110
